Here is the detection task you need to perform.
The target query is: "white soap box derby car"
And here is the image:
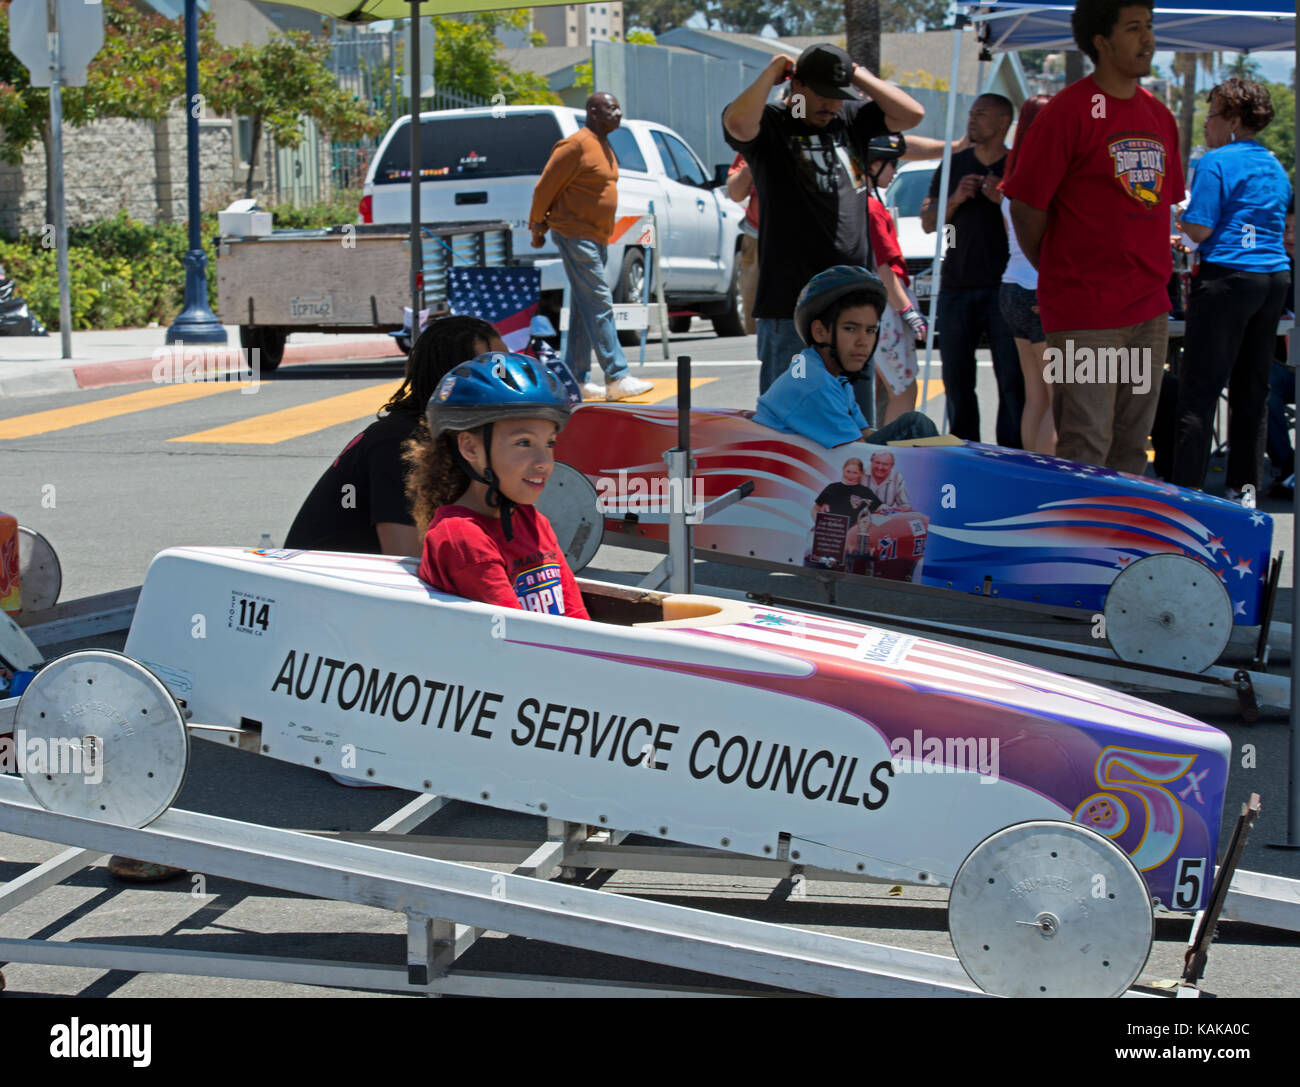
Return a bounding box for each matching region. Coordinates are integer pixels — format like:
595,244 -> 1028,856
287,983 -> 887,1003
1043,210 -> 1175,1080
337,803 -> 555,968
15,543 -> 1223,928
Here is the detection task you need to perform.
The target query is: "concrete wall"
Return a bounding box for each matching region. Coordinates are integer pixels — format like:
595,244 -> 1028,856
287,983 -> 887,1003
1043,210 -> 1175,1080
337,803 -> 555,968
0,113 -> 248,237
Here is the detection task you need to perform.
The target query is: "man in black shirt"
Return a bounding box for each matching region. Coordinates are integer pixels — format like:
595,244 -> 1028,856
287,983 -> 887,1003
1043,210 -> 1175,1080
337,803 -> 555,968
921,94 -> 1024,447
723,44 -> 925,424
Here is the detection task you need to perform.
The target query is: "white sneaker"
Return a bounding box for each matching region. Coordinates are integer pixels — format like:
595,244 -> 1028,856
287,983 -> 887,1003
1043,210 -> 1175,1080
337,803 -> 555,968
605,375 -> 654,401
580,380 -> 605,400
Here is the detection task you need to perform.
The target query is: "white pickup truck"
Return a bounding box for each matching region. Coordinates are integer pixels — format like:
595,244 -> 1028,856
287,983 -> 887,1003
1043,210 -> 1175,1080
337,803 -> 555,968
359,105 -> 748,338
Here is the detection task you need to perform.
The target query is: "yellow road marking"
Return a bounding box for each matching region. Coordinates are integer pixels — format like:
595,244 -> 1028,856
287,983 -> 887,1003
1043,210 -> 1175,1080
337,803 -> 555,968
0,382 -> 243,441
582,376 -> 716,405
918,376 -> 945,405
171,382 -> 401,445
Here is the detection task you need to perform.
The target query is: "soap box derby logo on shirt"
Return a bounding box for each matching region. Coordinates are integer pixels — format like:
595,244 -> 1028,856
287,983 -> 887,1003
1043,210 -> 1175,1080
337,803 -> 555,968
1109,136 -> 1166,208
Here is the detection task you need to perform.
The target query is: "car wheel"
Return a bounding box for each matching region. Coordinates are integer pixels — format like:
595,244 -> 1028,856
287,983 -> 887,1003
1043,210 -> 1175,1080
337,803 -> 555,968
239,326 -> 286,373
668,315 -> 692,334
711,249 -> 745,337
615,248 -> 646,347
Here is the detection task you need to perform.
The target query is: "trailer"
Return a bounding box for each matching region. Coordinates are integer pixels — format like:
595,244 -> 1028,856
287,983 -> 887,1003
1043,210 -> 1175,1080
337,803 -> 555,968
215,220 -> 512,370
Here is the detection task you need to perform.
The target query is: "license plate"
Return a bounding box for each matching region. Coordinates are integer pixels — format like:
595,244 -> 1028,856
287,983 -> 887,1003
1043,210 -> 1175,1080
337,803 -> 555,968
289,295 -> 334,319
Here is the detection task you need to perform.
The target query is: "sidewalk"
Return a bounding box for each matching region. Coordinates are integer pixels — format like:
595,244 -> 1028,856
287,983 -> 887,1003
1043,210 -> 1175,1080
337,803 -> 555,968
0,326 -> 401,398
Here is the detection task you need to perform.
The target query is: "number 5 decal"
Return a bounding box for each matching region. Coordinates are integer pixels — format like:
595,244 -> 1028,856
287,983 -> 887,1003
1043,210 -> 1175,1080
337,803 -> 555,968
1174,857 -> 1207,910
1072,747 -> 1196,872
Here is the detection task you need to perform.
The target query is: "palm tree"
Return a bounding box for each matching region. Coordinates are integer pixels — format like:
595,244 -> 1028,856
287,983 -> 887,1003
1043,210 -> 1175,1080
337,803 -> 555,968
844,0 -> 881,74
1171,51 -> 1220,174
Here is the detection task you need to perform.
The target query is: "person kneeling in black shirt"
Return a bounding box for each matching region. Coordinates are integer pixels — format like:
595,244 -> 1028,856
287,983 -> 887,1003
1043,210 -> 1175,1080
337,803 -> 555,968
285,315 -> 505,556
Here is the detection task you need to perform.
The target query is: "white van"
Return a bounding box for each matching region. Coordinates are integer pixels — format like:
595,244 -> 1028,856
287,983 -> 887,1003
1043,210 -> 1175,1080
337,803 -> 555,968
359,106 -> 748,338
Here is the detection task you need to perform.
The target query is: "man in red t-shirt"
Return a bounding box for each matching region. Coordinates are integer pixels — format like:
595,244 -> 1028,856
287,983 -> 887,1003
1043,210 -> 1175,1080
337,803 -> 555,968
1003,0 -> 1185,475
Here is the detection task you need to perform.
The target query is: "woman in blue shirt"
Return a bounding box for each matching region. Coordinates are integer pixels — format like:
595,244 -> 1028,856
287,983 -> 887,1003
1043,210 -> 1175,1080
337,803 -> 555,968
1170,78 -> 1293,498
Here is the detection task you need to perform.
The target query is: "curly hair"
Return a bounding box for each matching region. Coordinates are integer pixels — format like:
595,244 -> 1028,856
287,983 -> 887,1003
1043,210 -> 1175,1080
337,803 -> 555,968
380,314 -> 500,420
1209,78 -> 1275,133
1071,0 -> 1154,64
402,427 -> 479,537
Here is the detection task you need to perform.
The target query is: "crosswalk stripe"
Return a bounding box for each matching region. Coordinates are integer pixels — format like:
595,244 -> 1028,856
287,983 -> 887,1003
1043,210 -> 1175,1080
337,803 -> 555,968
170,382 -> 402,445
582,376 -> 716,404
0,381 -> 242,440
919,376 -> 945,405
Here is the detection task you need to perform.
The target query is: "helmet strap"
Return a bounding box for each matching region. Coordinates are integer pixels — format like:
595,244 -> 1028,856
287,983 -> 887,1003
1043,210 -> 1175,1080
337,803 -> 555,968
452,422 -> 518,541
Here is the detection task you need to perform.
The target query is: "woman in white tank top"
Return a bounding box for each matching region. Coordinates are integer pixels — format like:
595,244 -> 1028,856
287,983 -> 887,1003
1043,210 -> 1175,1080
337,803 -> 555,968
997,95 -> 1055,454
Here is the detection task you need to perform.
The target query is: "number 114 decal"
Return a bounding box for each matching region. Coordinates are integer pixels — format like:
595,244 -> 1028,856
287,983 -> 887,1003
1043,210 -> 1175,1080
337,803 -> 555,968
229,591 -> 275,636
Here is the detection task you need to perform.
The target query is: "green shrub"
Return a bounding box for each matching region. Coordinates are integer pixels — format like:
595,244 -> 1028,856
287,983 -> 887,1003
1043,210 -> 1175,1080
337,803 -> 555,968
0,199 -> 363,330
1,210 -> 221,330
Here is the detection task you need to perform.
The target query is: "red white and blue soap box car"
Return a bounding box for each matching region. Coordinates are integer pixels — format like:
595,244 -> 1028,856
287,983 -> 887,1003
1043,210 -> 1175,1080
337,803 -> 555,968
555,404 -> 1273,626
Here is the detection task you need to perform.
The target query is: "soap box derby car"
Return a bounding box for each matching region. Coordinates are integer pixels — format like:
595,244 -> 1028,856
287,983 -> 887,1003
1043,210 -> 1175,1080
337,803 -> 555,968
89,544 -> 1231,920
553,405 -> 1275,670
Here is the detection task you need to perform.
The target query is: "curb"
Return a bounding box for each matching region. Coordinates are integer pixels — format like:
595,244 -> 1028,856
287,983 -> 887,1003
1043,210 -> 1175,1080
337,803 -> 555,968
1,338 -> 402,398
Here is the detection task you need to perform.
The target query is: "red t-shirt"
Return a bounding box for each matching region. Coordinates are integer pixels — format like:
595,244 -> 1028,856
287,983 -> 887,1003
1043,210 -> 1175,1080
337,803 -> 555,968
728,152 -> 760,231
867,196 -> 909,288
1002,76 -> 1185,334
418,504 -> 590,620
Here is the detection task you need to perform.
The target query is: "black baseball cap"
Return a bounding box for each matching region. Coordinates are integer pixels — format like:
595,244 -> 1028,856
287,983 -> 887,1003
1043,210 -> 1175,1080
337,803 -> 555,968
794,44 -> 861,100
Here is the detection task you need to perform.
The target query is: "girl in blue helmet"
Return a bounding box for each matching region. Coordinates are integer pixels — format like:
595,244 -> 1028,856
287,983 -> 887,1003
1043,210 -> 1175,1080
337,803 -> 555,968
404,351 -> 591,619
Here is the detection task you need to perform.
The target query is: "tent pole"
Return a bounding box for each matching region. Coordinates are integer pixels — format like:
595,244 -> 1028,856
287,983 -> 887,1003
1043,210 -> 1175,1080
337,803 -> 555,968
409,4 -> 422,343
920,9 -> 967,425
1277,93 -> 1300,850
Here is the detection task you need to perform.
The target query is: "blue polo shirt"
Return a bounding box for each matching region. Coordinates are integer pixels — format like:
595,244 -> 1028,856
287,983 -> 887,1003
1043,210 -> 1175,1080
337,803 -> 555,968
754,347 -> 867,448
1183,142 -> 1291,272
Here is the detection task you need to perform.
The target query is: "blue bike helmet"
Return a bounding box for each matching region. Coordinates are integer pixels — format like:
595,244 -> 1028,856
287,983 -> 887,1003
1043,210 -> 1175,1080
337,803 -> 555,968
428,351 -> 571,437
427,352 -> 572,540
793,265 -> 888,346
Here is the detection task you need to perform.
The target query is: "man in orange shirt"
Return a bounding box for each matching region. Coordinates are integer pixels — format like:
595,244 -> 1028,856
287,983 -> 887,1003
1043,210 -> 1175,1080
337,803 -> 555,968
530,92 -> 652,402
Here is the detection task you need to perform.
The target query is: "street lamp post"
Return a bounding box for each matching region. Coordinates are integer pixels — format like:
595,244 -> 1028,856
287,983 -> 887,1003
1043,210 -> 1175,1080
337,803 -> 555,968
165,0 -> 226,345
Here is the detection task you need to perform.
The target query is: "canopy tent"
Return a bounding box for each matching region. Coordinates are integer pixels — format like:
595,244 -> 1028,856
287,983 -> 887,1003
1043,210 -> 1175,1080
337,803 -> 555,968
919,0 -> 1296,406
974,0 -> 1295,53
918,1 -> 1298,849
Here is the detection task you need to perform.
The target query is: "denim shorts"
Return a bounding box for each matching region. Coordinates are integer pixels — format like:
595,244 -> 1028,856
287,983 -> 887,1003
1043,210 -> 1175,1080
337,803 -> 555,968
999,282 -> 1044,343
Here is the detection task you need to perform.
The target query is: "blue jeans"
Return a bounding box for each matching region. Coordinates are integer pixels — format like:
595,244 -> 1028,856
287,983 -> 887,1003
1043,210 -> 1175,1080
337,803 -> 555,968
757,317 -> 876,427
553,231 -> 628,384
937,286 -> 1024,447
867,410 -> 939,444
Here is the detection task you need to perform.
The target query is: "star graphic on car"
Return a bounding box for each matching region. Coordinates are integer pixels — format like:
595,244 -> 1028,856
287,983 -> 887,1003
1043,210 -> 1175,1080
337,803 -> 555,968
753,612 -> 794,627
1232,556 -> 1253,579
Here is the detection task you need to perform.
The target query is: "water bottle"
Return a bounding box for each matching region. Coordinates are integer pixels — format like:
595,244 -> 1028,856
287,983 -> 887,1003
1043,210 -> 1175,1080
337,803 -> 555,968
259,533 -> 275,551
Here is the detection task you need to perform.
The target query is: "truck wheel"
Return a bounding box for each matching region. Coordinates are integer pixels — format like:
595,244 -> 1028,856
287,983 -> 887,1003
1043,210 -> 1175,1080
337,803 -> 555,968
239,327 -> 286,373
615,248 -> 646,348
668,315 -> 692,334
711,250 -> 745,338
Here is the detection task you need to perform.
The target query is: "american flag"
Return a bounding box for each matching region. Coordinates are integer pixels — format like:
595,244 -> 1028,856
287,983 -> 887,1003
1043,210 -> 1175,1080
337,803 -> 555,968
448,266 -> 540,350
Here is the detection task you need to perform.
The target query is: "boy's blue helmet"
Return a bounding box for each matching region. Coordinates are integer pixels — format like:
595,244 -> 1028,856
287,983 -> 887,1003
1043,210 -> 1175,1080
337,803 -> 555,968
793,266 -> 888,345
427,351 -> 571,438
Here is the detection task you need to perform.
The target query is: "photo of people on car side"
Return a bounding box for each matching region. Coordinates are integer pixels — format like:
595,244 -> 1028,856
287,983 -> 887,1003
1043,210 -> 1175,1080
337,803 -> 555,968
807,452 -> 928,578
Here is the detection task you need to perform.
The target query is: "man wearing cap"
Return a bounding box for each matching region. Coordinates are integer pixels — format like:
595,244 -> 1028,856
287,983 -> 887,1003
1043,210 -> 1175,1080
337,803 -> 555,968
723,44 -> 926,419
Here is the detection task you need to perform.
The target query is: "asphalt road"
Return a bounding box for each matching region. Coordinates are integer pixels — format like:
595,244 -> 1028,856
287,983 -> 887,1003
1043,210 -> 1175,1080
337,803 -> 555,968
1,325 -> 1297,1001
